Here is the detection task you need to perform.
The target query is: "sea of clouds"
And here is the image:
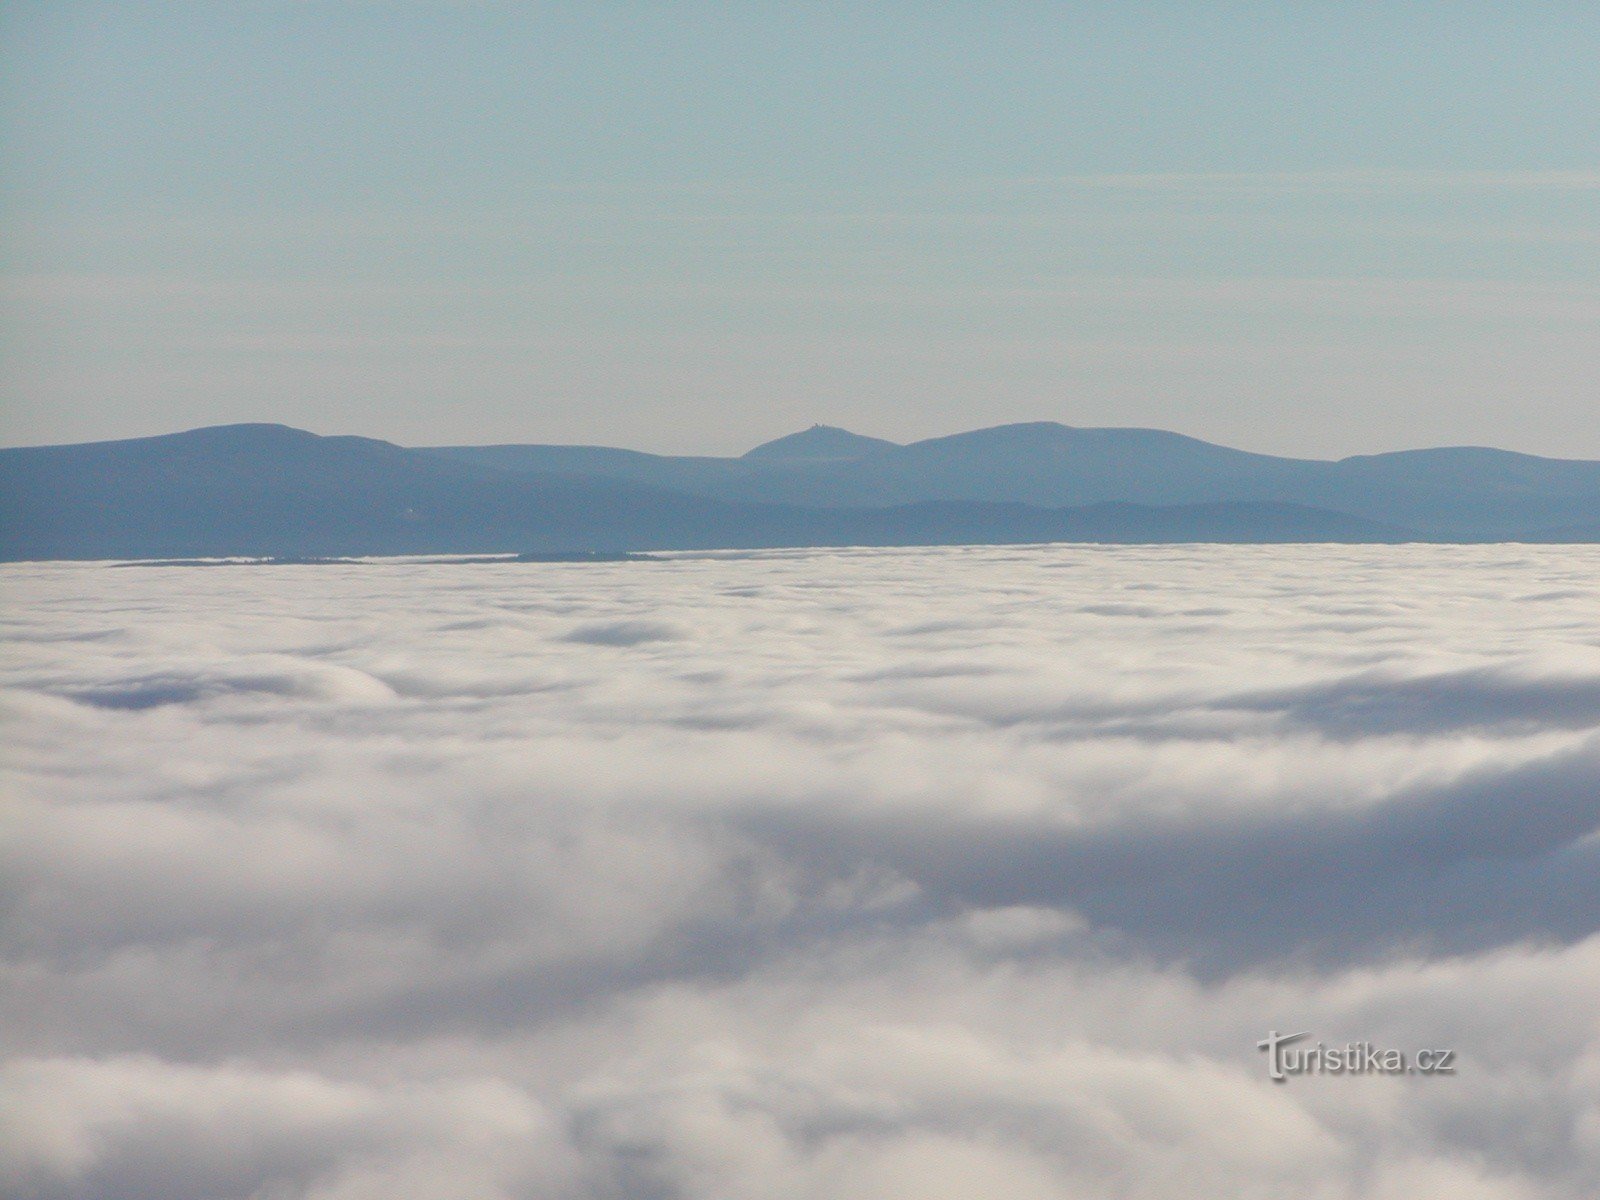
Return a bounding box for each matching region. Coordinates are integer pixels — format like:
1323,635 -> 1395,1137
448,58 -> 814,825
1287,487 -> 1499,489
3,544 -> 1599,1200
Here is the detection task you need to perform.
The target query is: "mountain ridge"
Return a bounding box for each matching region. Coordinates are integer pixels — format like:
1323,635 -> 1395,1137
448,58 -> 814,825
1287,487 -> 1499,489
430,420 -> 1600,537
741,424 -> 899,460
2,420 -> 1597,560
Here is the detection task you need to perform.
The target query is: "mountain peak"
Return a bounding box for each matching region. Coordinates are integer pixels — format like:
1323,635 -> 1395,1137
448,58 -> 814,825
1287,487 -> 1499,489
742,424 -> 898,461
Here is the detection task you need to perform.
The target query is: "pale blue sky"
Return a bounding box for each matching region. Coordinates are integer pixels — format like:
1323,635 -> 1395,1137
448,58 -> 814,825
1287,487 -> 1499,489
3,2 -> 1597,456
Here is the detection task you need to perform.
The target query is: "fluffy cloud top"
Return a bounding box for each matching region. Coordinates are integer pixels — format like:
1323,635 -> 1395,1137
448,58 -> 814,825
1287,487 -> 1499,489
3,545 -> 1599,1199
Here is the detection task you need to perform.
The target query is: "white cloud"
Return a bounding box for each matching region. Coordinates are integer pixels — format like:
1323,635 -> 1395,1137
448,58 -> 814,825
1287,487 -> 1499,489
3,545 -> 1598,1198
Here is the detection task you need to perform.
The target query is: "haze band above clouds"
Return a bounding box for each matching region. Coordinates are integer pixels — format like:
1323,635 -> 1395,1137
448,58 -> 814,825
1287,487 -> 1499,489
4,545 -> 1599,1199
10,165 -> 1598,458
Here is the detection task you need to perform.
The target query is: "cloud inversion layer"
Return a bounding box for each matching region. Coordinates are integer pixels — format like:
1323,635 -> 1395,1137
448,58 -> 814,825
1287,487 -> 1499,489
4,545 -> 1599,1199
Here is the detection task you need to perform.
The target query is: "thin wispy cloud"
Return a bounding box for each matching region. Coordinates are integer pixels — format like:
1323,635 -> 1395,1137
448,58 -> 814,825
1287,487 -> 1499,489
987,168 -> 1600,194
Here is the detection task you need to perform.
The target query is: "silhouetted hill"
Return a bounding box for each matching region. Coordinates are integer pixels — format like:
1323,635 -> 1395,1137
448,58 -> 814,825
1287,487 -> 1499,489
0,423 -> 1423,561
433,421 -> 1600,538
742,424 -> 899,460
808,423 -> 1311,508
1309,447 -> 1600,536
0,425 -> 777,560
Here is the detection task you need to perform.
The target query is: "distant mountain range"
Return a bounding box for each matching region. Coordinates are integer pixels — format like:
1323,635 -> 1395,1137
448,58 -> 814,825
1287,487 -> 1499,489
1,421 -> 1596,561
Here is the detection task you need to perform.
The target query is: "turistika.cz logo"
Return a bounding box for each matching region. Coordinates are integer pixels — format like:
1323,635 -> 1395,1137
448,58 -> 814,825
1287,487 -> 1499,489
1257,1031 -> 1456,1082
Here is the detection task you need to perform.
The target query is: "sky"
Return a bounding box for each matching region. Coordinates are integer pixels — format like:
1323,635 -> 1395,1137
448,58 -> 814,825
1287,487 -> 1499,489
2,2 -> 1598,457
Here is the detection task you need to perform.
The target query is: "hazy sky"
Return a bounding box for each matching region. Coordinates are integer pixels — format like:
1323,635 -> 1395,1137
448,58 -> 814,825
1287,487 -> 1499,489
3,3 -> 1597,456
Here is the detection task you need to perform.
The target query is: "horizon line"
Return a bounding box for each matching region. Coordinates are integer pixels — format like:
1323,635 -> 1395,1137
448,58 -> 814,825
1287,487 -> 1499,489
2,416 -> 1592,466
